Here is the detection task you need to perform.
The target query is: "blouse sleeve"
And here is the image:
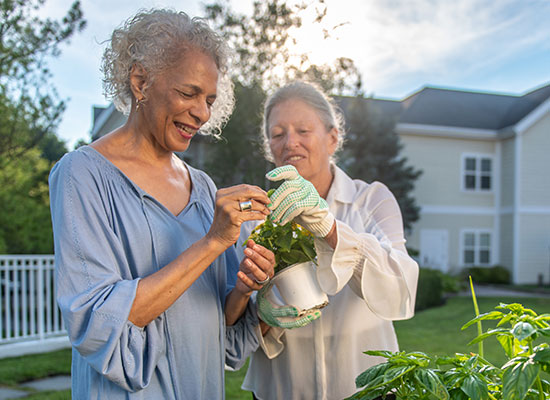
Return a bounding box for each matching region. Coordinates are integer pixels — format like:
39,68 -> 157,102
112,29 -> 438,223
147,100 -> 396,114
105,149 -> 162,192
49,153 -> 165,392
224,246 -> 260,370
315,182 -> 419,320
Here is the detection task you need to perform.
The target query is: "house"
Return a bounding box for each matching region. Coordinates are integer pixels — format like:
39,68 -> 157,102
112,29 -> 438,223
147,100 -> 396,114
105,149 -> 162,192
376,83 -> 550,284
90,82 -> 550,284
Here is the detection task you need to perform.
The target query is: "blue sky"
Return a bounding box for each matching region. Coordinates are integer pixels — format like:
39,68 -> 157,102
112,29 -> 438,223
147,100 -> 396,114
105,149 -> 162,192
43,0 -> 550,148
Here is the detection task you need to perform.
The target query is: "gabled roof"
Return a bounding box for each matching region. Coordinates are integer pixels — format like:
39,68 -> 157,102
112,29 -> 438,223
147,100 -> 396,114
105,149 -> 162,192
346,83 -> 550,131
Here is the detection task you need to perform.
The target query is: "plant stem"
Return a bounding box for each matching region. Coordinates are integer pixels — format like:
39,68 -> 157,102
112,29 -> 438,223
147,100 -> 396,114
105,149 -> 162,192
536,376 -> 545,400
469,276 -> 484,358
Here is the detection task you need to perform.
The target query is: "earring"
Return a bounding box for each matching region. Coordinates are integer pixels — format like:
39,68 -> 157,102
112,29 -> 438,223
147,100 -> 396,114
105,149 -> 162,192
136,98 -> 145,112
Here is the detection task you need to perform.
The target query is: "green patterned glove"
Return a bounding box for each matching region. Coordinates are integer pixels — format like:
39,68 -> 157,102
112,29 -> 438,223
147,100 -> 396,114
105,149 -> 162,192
266,165 -> 335,237
257,282 -> 321,329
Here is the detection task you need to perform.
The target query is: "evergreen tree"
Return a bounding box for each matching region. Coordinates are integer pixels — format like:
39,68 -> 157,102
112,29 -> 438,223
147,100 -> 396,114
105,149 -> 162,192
340,96 -> 422,231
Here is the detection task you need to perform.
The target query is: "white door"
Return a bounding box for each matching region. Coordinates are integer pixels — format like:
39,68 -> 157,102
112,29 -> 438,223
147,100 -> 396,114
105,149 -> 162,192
420,229 -> 449,272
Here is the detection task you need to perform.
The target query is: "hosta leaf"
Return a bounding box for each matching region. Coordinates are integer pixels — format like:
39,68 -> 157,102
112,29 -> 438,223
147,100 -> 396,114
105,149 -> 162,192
512,322 -> 537,342
502,360 -> 540,400
461,374 -> 489,399
414,368 -> 449,399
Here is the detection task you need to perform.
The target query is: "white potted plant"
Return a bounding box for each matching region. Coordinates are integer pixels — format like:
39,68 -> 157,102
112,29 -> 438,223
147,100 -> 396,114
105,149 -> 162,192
245,217 -> 329,312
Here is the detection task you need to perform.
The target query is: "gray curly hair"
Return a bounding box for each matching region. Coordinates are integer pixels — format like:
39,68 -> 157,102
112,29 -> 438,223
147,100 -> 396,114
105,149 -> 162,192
261,81 -> 346,162
101,8 -> 234,137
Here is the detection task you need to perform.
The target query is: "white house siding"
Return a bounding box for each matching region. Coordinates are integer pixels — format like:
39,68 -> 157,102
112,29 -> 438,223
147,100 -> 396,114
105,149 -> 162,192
400,134 -> 496,208
520,113 -> 550,206
500,138 -> 516,208
408,212 -> 494,272
95,111 -> 127,138
517,214 -> 550,284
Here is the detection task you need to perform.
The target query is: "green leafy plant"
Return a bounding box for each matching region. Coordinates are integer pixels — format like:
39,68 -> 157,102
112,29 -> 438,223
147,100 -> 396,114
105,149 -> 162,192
246,218 -> 316,274
348,280 -> 550,400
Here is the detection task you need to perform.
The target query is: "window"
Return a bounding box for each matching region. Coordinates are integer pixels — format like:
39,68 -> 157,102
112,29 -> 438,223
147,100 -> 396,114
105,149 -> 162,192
463,155 -> 492,191
462,230 -> 492,266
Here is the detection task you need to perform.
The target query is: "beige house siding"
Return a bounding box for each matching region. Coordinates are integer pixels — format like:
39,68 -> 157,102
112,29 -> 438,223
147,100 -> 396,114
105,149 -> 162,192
499,214 -> 514,273
400,134 -> 496,208
409,213 -> 494,272
517,214 -> 550,284
500,138 -> 516,208
520,113 -> 550,206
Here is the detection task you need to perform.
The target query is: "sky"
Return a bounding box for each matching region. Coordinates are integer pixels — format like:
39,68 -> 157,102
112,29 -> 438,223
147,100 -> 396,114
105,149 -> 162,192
41,0 -> 550,148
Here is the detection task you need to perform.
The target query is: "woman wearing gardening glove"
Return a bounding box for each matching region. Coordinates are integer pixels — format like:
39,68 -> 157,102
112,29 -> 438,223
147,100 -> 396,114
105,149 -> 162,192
236,81 -> 419,400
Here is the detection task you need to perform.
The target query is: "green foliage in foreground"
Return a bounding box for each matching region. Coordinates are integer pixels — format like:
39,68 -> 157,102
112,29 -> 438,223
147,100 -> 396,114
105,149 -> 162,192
349,298 -> 550,400
2,297 -> 549,400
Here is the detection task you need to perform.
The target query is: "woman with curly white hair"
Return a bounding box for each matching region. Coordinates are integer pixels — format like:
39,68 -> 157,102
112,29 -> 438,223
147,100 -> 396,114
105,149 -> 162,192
49,9 -> 275,399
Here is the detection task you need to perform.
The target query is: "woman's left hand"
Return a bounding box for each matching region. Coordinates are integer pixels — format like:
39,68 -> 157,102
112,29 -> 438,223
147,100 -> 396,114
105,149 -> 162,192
266,165 -> 335,238
235,240 -> 275,295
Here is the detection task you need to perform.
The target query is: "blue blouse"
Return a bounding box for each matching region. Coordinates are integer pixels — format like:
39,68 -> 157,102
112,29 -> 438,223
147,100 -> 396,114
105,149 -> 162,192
49,146 -> 258,399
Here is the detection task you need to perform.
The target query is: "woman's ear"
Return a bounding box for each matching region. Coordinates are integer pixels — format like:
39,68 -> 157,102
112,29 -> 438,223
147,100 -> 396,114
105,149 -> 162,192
327,127 -> 339,155
129,63 -> 148,101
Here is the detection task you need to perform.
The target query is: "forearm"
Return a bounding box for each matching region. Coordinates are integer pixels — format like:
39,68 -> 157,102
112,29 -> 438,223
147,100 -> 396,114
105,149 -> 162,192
128,236 -> 227,327
225,289 -> 252,326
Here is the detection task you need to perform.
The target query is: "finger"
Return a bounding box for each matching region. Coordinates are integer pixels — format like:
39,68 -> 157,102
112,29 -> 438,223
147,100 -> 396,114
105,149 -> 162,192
247,241 -> 276,265
265,165 -> 299,182
237,271 -> 262,291
243,248 -> 274,278
242,256 -> 271,284
241,199 -> 271,215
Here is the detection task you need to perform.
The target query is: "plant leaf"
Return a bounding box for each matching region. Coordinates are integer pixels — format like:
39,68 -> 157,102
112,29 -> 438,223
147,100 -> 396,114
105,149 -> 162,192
512,321 -> 537,342
497,334 -> 522,359
461,374 -> 489,400
414,368 -> 449,399
502,359 -> 540,400
533,347 -> 550,365
355,363 -> 390,388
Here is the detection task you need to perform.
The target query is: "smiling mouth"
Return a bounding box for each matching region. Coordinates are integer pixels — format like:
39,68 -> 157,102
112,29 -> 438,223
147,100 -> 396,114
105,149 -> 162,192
174,121 -> 197,137
285,155 -> 304,163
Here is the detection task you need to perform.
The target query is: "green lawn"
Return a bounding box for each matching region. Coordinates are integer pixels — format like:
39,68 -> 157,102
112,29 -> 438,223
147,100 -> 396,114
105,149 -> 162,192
1,295 -> 549,399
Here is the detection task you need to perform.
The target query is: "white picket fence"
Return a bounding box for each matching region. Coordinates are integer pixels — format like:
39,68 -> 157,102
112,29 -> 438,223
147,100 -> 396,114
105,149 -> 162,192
0,255 -> 69,358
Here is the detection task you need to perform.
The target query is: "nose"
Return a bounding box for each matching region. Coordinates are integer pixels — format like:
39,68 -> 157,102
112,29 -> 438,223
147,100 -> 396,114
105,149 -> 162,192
189,97 -> 211,125
283,129 -> 300,149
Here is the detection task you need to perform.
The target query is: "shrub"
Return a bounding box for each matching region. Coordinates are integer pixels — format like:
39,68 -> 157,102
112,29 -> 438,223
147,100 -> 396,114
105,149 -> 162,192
461,265 -> 511,285
415,268 -> 444,312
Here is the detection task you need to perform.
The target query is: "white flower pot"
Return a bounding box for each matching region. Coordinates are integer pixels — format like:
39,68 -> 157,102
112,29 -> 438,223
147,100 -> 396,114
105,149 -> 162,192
271,261 -> 329,312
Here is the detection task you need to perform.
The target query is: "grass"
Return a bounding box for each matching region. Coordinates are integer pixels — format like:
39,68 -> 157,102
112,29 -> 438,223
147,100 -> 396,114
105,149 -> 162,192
1,295 -> 549,399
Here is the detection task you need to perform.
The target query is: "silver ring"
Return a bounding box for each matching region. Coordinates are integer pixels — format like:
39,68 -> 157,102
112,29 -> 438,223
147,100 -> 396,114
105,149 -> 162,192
239,200 -> 253,212
255,275 -> 270,285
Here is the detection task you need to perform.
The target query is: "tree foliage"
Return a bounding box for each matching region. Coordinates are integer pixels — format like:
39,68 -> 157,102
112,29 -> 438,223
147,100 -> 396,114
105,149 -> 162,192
0,0 -> 85,162
340,97 -> 422,231
203,0 -> 362,94
0,0 -> 86,253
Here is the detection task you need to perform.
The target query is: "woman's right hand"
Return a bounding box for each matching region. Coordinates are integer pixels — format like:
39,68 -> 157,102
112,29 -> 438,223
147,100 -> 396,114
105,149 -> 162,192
207,184 -> 271,248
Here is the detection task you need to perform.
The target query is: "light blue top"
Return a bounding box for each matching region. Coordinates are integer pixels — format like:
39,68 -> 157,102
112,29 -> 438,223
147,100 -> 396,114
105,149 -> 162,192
49,146 -> 258,399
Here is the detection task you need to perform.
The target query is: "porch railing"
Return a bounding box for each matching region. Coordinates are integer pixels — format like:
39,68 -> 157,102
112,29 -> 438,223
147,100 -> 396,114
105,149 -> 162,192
0,255 -> 68,357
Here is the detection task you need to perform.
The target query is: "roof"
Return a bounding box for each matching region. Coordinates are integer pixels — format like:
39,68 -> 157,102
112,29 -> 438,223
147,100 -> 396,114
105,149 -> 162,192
339,83 -> 550,131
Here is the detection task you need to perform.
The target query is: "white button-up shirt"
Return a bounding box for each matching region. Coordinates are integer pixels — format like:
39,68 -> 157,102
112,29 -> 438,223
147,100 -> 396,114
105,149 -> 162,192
237,165 -> 419,400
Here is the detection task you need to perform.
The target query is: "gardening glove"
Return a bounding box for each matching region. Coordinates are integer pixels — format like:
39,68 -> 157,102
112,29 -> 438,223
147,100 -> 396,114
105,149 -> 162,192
257,282 -> 321,329
266,165 -> 335,237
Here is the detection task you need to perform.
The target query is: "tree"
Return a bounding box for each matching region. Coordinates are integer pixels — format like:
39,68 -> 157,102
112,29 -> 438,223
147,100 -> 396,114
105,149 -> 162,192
0,0 -> 86,253
340,97 -> 422,231
202,0 -> 362,188
0,0 -> 86,163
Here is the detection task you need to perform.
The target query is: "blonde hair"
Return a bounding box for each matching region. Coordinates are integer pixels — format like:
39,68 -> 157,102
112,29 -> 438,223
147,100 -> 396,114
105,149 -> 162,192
101,8 -> 234,137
